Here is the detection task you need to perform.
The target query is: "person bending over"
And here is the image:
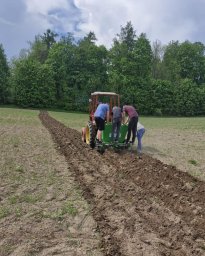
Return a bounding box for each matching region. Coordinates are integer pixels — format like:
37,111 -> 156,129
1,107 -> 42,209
94,103 -> 109,143
123,104 -> 138,144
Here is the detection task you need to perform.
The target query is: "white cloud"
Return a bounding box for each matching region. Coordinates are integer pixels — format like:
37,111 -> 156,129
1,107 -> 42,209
0,0 -> 205,59
23,0 -> 73,32
24,0 -> 69,14
74,0 -> 205,47
0,0 -> 83,59
74,0 -> 129,45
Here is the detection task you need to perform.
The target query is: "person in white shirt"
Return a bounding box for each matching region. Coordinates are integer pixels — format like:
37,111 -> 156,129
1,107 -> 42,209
136,122 -> 145,153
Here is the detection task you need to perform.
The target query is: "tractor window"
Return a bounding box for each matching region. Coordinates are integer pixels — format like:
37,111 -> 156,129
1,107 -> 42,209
97,96 -> 119,108
89,94 -> 120,122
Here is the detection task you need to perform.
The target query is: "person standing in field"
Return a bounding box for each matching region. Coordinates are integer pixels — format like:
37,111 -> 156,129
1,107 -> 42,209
122,104 -> 138,144
136,122 -> 145,154
111,105 -> 122,142
94,103 -> 109,143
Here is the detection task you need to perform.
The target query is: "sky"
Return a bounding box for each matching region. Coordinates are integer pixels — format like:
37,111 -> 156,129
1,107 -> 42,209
1,0 -> 205,59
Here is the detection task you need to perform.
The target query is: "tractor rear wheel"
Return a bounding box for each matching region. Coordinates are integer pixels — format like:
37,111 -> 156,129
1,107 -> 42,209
85,121 -> 96,149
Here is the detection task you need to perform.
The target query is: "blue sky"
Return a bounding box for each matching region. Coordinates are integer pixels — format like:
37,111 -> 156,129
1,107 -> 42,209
1,0 -> 205,59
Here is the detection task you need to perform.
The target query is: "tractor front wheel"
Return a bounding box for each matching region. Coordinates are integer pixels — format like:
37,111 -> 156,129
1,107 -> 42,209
85,121 -> 96,149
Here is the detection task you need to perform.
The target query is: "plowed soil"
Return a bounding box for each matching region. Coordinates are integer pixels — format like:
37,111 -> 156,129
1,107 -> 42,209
39,111 -> 205,256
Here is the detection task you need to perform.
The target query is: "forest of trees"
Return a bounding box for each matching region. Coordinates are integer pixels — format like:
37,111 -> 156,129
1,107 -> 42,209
0,22 -> 205,116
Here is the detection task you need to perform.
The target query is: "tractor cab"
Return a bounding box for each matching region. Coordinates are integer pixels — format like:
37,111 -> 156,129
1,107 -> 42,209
89,91 -> 120,122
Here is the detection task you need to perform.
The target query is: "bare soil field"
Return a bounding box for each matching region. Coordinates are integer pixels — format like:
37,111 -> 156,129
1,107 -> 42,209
0,111 -> 102,256
38,111 -> 205,256
49,111 -> 205,181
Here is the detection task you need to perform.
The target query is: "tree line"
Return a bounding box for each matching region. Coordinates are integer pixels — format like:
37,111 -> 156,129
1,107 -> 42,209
0,22 -> 205,116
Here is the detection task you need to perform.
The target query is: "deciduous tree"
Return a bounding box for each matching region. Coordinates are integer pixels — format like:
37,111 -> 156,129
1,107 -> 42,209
0,44 -> 9,103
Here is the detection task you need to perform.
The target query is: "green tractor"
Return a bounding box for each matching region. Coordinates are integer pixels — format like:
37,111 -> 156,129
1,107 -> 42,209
82,92 -> 129,153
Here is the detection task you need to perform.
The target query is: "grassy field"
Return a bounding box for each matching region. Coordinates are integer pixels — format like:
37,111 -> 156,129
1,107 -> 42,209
0,107 -> 40,125
0,107 -> 102,255
49,110 -> 205,131
1,107 -> 205,181
49,110 -> 205,180
49,111 -> 88,131
0,107 -> 204,254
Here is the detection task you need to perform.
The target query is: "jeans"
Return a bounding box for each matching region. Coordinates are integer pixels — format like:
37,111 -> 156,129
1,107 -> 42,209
126,116 -> 138,144
137,128 -> 145,152
111,118 -> 121,142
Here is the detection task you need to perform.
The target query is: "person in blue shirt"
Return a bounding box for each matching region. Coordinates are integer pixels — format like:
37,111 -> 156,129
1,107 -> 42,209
94,103 -> 109,143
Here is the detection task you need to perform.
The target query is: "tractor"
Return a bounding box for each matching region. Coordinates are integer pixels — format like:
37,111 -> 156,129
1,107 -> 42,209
82,91 -> 129,153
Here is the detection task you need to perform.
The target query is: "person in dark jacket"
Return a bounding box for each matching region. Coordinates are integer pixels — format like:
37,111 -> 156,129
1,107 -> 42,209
122,104 -> 138,144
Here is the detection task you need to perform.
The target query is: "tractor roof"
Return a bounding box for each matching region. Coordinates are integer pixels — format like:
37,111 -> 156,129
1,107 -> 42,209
91,91 -> 118,96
